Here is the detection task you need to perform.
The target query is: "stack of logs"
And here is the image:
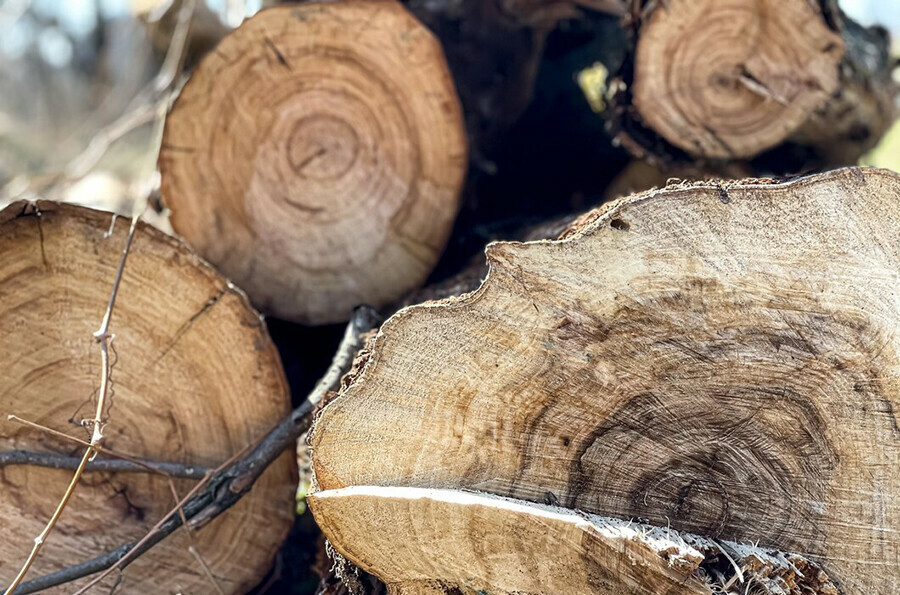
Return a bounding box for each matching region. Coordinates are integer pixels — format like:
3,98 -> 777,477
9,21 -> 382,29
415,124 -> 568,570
0,0 -> 896,594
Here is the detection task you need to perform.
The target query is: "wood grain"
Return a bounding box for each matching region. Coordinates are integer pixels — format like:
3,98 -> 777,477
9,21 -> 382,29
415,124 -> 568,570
310,486 -> 839,595
159,0 -> 467,325
311,167 -> 899,593
0,202 -> 296,593
632,0 -> 843,159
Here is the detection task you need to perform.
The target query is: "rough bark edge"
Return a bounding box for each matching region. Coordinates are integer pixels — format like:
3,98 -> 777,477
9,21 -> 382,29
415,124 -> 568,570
308,168 -> 897,594
602,0 -> 896,169
317,168 -> 897,400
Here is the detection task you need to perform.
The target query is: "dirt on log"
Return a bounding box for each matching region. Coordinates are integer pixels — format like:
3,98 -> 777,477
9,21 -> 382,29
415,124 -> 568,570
310,167 -> 899,594
0,202 -> 296,594
159,0 -> 467,325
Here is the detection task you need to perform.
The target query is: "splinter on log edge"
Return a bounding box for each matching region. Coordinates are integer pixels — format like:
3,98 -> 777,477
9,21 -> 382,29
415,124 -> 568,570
310,167 -> 899,595
159,0 -> 467,325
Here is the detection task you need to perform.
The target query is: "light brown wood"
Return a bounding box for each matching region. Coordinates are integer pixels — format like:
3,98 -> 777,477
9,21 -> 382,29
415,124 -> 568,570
0,202 -> 296,593
159,0 -> 467,325
311,167 -> 900,593
310,486 -> 839,595
632,0 -> 843,159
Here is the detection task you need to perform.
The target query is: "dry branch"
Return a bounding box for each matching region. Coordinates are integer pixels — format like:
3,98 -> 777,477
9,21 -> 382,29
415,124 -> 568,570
159,0 -> 467,325
311,167 -> 899,594
0,450 -> 208,480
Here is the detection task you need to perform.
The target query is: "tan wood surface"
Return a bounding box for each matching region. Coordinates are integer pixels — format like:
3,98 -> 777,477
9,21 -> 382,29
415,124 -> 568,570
0,202 -> 296,593
312,167 -> 899,594
160,0 -> 467,324
632,0 -> 843,159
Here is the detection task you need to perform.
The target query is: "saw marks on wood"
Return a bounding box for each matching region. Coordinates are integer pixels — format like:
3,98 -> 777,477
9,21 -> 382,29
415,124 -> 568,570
311,167 -> 900,594
159,0 -> 466,324
0,202 -> 296,594
632,0 -> 844,159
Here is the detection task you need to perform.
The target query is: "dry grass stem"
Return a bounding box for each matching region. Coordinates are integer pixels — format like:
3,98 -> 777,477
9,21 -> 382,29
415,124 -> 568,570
2,215 -> 138,595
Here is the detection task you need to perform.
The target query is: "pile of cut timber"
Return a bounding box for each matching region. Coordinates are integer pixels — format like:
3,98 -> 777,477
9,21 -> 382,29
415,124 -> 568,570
1,0 -> 897,593
310,167 -> 899,595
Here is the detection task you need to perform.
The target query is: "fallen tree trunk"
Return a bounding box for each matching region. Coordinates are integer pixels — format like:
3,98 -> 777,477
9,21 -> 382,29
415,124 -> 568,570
605,0 -> 896,167
310,167 -> 899,594
0,202 -> 296,593
159,0 -> 467,325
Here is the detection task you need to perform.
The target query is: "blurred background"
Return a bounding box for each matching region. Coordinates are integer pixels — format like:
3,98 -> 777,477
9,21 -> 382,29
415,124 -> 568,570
0,0 -> 267,223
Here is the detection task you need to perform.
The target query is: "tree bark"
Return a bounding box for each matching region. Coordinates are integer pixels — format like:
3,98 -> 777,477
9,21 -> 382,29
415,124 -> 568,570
159,0 -> 467,325
310,167 -> 900,594
0,201 -> 296,594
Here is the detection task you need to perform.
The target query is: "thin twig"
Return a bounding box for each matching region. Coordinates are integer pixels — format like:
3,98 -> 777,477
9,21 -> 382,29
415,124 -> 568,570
5,414 -> 199,477
7,415 -> 93,446
2,217 -> 139,595
309,307 -> 379,408
72,438 -> 258,595
189,547 -> 226,595
90,216 -> 138,448
166,479 -> 226,595
0,450 -> 208,479
4,306 -> 381,595
1,449 -> 92,594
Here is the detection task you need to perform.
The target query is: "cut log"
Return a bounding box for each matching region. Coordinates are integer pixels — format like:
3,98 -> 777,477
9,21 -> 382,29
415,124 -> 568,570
311,167 -> 900,594
604,0 -> 896,168
159,0 -> 467,325
309,486 -> 839,595
0,202 -> 296,593
631,0 -> 844,159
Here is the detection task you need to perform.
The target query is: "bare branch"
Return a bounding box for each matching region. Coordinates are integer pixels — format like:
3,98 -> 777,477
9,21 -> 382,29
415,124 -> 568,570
6,414 -> 199,477
0,450 -> 208,480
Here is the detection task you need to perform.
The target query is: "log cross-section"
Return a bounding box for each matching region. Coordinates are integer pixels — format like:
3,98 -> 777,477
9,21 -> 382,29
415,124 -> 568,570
311,167 -> 900,594
160,0 -> 467,325
0,202 -> 296,594
631,0 -> 844,159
